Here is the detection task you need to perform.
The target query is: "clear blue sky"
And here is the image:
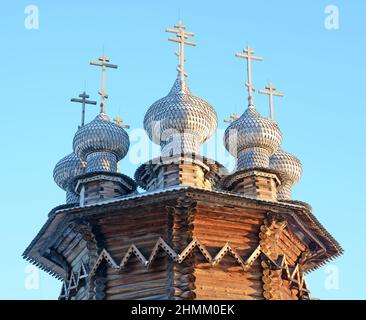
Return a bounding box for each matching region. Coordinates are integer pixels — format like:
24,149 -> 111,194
0,0 -> 364,299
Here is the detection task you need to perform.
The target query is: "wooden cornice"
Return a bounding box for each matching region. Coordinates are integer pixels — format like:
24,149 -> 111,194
24,187 -> 342,280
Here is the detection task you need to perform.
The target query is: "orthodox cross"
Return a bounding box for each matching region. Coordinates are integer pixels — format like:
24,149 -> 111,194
113,115 -> 130,129
235,46 -> 263,107
258,83 -> 284,120
90,56 -> 118,114
70,91 -> 97,127
224,112 -> 240,123
166,21 -> 196,79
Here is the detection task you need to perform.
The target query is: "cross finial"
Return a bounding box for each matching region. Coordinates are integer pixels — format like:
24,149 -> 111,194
224,112 -> 240,123
70,91 -> 97,127
258,83 -> 284,120
113,115 -> 130,129
235,45 -> 263,108
166,21 -> 196,79
90,55 -> 118,115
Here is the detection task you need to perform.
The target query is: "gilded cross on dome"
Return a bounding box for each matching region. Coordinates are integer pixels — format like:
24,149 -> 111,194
224,112 -> 240,123
70,91 -> 97,127
259,83 -> 284,120
90,55 -> 118,114
113,115 -> 130,129
236,46 -> 263,108
166,21 -> 196,79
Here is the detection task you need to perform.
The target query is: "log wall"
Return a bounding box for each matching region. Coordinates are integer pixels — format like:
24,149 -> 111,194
97,204 -> 171,300
55,192 -> 309,300
192,201 -> 266,299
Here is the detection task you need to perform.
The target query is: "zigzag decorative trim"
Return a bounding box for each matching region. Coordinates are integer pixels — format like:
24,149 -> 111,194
59,238 -> 262,300
59,261 -> 88,299
89,237 -> 262,276
278,255 -> 309,297
262,255 -> 310,300
59,238 -> 309,300
59,216 -> 309,300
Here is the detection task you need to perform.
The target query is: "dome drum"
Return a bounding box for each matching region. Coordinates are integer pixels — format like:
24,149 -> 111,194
277,182 -> 292,200
135,154 -> 228,191
237,147 -> 272,170
220,168 -> 281,201
73,172 -> 137,206
66,190 -> 80,204
86,152 -> 117,173
161,131 -> 201,157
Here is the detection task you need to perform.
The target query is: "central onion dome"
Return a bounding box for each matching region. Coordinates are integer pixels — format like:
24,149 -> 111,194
53,152 -> 86,204
144,77 -> 218,156
224,106 -> 282,169
270,148 -> 302,200
73,112 -> 130,173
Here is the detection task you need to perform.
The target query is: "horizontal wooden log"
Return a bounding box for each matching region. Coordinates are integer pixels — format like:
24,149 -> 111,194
106,287 -> 168,300
106,278 -> 168,295
106,271 -> 168,288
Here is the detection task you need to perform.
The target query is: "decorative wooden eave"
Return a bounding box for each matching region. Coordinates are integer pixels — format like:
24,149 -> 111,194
23,186 -> 342,279
22,204 -> 74,279
286,206 -> 343,272
22,187 -> 190,279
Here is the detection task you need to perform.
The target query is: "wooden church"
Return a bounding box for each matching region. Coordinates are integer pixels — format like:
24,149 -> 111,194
23,22 -> 342,300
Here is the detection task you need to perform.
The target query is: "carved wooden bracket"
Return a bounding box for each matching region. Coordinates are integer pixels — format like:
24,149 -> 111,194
259,212 -> 311,300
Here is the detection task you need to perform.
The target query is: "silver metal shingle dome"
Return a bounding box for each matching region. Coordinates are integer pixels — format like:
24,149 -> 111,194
53,153 -> 86,191
73,113 -> 130,162
144,77 -> 218,156
224,106 -> 282,169
270,147 -> 302,200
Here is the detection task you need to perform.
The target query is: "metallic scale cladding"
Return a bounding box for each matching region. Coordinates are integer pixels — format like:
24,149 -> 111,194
53,152 -> 86,204
224,105 -> 282,169
53,153 -> 86,190
270,148 -> 303,200
143,76 -> 218,156
73,113 -> 130,173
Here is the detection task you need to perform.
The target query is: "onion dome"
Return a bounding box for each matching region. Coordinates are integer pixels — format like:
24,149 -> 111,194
143,77 -> 218,156
73,113 -> 130,173
269,148 -> 302,200
53,153 -> 86,204
53,153 -> 86,190
224,106 -> 282,169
